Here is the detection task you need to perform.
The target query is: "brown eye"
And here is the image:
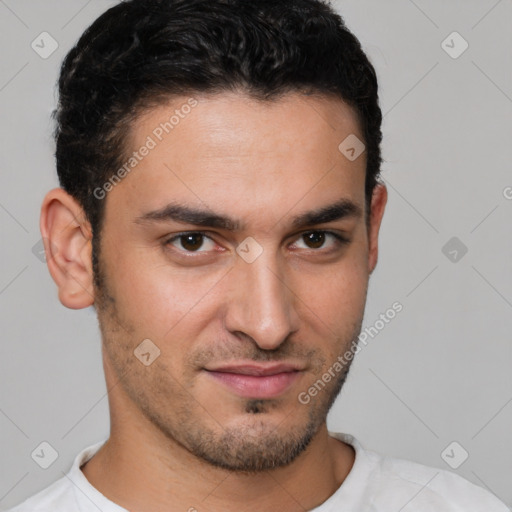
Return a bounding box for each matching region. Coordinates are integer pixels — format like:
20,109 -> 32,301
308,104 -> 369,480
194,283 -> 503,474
165,232 -> 216,253
303,232 -> 326,249
179,233 -> 204,251
292,231 -> 349,252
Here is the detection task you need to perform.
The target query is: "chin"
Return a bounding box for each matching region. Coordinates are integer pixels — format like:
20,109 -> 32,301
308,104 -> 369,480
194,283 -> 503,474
180,411 -> 321,473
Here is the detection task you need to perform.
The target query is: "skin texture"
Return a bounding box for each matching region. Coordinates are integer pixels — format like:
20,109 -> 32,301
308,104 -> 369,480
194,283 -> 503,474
41,91 -> 387,512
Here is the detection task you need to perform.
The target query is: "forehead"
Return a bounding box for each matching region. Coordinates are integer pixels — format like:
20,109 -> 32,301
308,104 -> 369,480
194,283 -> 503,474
106,91 -> 367,229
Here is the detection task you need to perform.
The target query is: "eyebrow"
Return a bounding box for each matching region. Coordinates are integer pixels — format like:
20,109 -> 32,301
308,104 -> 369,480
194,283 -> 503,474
134,198 -> 362,231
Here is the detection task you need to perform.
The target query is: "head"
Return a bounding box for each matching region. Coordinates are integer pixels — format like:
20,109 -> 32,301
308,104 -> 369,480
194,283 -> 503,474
42,0 -> 387,472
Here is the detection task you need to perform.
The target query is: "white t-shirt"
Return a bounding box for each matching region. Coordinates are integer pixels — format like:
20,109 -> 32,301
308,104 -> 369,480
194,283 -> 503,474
7,432 -> 509,511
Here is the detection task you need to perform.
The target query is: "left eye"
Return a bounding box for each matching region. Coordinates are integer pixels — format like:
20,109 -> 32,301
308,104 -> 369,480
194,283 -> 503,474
291,231 -> 348,251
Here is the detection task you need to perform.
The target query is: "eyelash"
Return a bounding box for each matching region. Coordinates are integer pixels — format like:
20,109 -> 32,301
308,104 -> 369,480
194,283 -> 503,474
163,230 -> 350,256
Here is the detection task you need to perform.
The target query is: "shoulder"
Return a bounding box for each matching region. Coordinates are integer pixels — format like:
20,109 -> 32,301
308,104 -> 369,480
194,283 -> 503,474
375,453 -> 508,510
6,439 -> 109,512
332,432 -> 509,511
5,475 -> 76,512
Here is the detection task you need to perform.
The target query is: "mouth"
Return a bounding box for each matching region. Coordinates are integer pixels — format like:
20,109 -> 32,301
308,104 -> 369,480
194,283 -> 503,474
204,363 -> 303,399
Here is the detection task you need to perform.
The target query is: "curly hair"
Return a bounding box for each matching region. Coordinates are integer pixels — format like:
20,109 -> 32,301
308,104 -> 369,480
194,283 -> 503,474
54,0 -> 382,282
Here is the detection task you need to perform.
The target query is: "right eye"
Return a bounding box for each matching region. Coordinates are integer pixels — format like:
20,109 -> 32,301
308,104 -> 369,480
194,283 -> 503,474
164,231 -> 219,253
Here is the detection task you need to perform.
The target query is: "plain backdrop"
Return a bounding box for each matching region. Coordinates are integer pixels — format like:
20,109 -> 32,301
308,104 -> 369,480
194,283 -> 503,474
0,0 -> 511,509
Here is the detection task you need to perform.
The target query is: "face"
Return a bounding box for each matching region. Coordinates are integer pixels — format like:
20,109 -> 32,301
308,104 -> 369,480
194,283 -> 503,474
94,91 -> 384,472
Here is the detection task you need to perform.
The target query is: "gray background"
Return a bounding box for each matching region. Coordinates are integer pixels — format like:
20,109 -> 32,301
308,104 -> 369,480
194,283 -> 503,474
0,0 -> 511,509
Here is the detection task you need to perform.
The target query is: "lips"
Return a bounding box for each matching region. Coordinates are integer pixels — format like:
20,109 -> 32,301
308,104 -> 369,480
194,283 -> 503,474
204,363 -> 302,399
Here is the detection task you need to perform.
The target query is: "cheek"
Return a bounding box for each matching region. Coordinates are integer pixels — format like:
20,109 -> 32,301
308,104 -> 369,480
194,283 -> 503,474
295,256 -> 369,359
301,255 -> 368,316
105,247 -> 224,340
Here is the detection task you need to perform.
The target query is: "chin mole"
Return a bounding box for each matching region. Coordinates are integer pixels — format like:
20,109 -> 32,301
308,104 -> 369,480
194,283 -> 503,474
245,399 -> 266,414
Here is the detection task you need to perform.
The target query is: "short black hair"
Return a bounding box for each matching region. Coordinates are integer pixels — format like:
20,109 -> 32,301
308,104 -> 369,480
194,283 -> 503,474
54,0 -> 382,284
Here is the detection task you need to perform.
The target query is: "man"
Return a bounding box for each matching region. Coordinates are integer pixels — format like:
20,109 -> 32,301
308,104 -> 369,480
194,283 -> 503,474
8,0 -> 509,510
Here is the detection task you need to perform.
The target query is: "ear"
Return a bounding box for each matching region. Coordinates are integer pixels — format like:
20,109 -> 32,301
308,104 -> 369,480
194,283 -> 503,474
367,182 -> 388,274
40,188 -> 95,309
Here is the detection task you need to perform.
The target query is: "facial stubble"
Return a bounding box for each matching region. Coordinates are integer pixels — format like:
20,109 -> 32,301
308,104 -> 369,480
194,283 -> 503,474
92,239 -> 360,474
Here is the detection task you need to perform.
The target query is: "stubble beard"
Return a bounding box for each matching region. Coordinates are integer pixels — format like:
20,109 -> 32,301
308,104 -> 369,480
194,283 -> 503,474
92,242 -> 359,474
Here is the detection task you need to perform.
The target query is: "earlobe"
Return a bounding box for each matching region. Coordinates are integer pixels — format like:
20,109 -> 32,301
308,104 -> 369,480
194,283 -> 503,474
40,188 -> 95,309
368,182 -> 388,274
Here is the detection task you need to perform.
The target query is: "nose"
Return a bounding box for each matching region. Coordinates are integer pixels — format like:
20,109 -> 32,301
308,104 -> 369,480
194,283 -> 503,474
224,250 -> 300,351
